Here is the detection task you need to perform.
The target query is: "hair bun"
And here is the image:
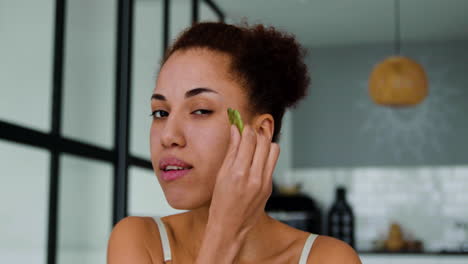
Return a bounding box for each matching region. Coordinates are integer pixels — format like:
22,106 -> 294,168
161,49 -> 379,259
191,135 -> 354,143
241,24 -> 310,109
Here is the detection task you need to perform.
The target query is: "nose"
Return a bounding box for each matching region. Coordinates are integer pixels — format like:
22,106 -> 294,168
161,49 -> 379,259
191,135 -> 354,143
160,114 -> 186,148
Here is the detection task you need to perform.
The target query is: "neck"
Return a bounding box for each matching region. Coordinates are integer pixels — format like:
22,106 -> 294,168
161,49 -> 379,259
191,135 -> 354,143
187,205 -> 276,261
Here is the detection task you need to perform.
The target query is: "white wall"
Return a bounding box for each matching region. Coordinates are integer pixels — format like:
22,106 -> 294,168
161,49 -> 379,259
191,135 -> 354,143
291,166 -> 468,254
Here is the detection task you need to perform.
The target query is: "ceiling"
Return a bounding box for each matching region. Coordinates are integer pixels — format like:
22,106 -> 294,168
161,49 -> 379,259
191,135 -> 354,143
213,0 -> 468,47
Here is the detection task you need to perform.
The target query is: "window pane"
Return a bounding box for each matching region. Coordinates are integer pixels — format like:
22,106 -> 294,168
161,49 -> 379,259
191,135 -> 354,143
200,2 -> 219,22
57,155 -> 112,264
128,166 -> 184,217
0,0 -> 54,132
170,0 -> 191,45
61,0 -> 117,149
130,0 -> 163,159
0,141 -> 50,264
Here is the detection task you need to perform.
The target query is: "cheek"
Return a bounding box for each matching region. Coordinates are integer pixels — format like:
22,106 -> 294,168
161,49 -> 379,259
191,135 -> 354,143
149,124 -> 159,154
149,123 -> 168,170
149,119 -> 231,174
191,124 -> 231,178
193,125 -> 230,155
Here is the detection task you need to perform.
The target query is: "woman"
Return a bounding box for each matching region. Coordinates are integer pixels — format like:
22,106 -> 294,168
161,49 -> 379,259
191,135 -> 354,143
108,22 -> 362,264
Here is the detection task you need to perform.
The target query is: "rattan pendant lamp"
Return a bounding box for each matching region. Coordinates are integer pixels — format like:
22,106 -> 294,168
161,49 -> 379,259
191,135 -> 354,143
368,0 -> 428,107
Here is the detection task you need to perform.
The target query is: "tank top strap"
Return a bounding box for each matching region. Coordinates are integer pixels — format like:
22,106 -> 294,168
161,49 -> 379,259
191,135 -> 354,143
298,233 -> 318,264
153,217 -> 172,262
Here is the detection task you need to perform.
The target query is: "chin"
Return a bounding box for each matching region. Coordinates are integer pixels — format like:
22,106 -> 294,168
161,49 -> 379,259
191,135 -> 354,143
164,189 -> 210,210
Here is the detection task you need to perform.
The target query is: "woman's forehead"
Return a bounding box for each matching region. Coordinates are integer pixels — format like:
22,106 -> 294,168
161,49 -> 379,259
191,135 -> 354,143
154,49 -> 244,99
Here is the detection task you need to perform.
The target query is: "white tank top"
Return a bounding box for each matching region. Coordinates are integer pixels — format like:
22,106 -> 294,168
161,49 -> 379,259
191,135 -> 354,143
153,217 -> 318,264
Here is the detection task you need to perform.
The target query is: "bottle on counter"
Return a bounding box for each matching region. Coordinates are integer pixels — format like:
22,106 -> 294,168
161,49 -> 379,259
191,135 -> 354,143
327,186 -> 355,248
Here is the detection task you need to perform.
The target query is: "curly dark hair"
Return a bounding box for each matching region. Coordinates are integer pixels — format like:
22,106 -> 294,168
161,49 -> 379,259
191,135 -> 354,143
161,22 -> 310,143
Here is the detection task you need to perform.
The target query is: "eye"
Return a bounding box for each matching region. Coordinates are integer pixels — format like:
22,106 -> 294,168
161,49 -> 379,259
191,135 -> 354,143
192,109 -> 213,115
150,110 -> 168,119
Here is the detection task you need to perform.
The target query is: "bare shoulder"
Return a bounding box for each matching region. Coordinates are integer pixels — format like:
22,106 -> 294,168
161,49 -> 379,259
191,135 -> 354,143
307,235 -> 362,264
107,216 -> 163,264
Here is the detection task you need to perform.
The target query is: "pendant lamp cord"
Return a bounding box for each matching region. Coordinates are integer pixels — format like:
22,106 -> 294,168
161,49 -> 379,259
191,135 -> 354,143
394,0 -> 401,54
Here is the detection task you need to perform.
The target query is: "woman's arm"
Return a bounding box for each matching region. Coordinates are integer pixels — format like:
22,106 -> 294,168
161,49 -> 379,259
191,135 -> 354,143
194,222 -> 246,263
195,124 -> 280,263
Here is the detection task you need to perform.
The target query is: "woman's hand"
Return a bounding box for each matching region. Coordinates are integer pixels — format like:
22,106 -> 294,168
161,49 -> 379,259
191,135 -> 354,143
209,124 -> 280,239
195,124 -> 280,263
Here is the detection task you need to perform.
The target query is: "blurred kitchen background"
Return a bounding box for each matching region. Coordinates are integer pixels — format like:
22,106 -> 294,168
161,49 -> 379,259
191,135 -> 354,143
1,0 -> 467,263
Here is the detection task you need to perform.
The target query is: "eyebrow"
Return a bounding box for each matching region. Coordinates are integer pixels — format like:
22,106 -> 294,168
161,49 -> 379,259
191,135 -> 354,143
151,87 -> 219,101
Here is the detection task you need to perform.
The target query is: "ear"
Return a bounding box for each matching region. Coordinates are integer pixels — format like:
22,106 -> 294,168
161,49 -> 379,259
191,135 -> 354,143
253,114 -> 274,141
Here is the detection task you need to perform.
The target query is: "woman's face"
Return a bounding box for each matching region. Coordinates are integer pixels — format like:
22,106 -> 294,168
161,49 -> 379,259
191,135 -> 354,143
150,48 -> 250,210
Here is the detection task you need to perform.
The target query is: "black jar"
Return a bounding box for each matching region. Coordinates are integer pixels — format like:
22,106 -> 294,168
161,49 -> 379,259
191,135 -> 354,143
265,184 -> 322,235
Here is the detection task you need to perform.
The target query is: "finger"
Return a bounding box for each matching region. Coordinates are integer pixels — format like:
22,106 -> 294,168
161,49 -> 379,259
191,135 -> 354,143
233,125 -> 257,180
250,131 -> 271,186
224,124 -> 241,168
263,143 -> 280,185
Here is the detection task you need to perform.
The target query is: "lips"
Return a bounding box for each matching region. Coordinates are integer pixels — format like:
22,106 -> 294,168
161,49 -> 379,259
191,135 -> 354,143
158,156 -> 193,182
159,156 -> 193,171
